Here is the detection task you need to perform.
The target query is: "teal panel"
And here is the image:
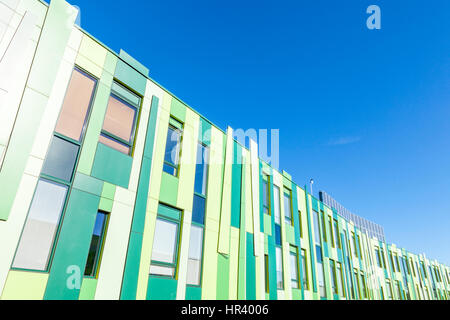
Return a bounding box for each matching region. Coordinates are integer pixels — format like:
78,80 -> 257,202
114,59 -> 147,96
119,49 -> 149,77
146,277 -> 178,300
304,185 -> 317,292
130,159 -> 151,233
186,286 -> 202,300
120,232 -> 143,300
73,172 -> 103,196
267,168 -> 278,300
230,142 -> 242,228
91,143 -> 133,189
44,189 -> 100,300
158,203 -> 181,220
198,117 -> 211,146
246,232 -> 256,300
291,183 -> 301,247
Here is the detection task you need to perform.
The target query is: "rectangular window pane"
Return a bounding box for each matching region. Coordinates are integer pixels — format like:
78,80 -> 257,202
313,211 -> 321,244
13,180 -> 68,271
284,191 -> 292,224
102,95 -> 137,143
99,134 -> 130,155
194,143 -> 209,196
330,260 -> 337,294
290,250 -> 299,289
55,68 -> 96,141
333,220 -> 340,248
301,249 -> 308,289
149,265 -> 174,277
84,211 -> 108,277
41,136 -> 79,182
274,224 -> 282,246
265,254 -> 270,293
276,247 -> 283,290
186,225 -> 203,286
151,218 -> 178,265
337,262 -> 344,297
273,186 -> 281,224
192,194 -> 206,225
163,125 -> 182,176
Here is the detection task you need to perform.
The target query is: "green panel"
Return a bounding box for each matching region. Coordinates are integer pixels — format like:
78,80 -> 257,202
159,172 -> 179,207
286,224 -> 296,245
291,183 -> 301,247
170,98 -> 186,123
131,159 -> 151,233
304,187 -> 318,292
0,0 -> 76,220
146,277 -> 178,300
263,214 -> 272,236
186,286 -> 202,300
292,289 -> 302,300
267,169 -> 278,300
79,278 -> 98,300
246,232 -> 256,300
91,143 -> 133,189
230,142 -> 242,228
73,172 -> 103,196
101,182 -> 116,200
98,197 -> 113,212
119,49 -> 149,77
44,189 -> 100,300
111,82 -> 141,106
237,155 -> 247,300
114,59 -> 147,95
216,254 -> 230,299
120,232 -> 143,300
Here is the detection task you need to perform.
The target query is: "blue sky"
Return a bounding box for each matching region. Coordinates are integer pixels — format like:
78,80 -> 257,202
70,0 -> 450,264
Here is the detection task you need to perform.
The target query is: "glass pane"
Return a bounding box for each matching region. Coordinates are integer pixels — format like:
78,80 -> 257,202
194,143 -> 209,195
284,192 -> 291,221
150,265 -> 175,277
273,186 -> 280,224
151,218 -> 178,264
313,211 -> 321,244
192,194 -> 206,225
55,69 -> 96,141
12,180 -> 68,271
290,252 -> 298,288
84,212 -> 108,277
99,134 -> 131,155
274,224 -> 282,246
164,126 -> 181,167
102,95 -> 136,143
262,180 -> 268,208
186,226 -> 203,286
41,136 -> 79,182
276,247 -> 283,289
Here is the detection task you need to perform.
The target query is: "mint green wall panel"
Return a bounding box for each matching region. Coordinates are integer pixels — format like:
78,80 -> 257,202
73,172 -> 103,196
291,183 -> 301,247
186,286 -> 202,300
79,278 -> 98,300
159,173 -> 178,207
91,143 -> 133,189
246,232 -> 256,300
170,99 -> 186,123
198,117 -> 211,146
147,277 -> 178,300
119,49 -> 149,77
230,142 -> 242,228
267,168 -> 278,300
114,59 -> 147,95
217,254 -> 230,299
44,189 -> 100,300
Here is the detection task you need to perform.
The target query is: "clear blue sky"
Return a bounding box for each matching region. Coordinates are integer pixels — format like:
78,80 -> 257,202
70,0 -> 450,265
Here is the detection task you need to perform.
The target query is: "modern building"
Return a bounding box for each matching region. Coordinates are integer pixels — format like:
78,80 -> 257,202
0,0 -> 449,300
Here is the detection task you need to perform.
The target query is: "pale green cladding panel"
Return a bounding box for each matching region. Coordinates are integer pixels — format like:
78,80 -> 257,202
0,0 -> 77,220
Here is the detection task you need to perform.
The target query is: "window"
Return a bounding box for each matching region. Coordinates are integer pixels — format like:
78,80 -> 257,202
336,262 -> 345,297
290,247 -> 299,289
375,248 -> 382,268
84,211 -> 109,277
283,189 -> 292,225
274,224 -> 282,246
360,273 -> 367,299
194,143 -> 209,196
357,235 -> 363,260
192,195 -> 206,225
333,219 -> 341,248
150,207 -> 181,278
301,249 -> 309,290
320,210 -> 327,242
264,254 -> 270,293
395,254 -> 401,272
186,225 -> 204,286
410,258 -> 416,277
163,119 -> 183,176
354,269 -> 361,299
386,280 -> 393,300
330,260 -> 338,294
389,251 -> 395,271
395,281 -> 403,300
55,68 -> 97,141
380,248 -> 386,268
351,232 -> 357,257
100,82 -> 141,155
262,175 -> 271,215
12,180 -> 68,271
276,247 -> 284,290
41,135 -> 79,182
273,186 -> 281,224
313,210 -> 321,244
316,245 -> 326,298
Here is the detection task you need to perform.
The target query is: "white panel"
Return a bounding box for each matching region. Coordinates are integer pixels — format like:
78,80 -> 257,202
95,199 -> 134,300
249,139 -> 261,257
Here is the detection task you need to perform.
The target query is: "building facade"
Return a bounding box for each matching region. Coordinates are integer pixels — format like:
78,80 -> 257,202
0,0 -> 449,300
